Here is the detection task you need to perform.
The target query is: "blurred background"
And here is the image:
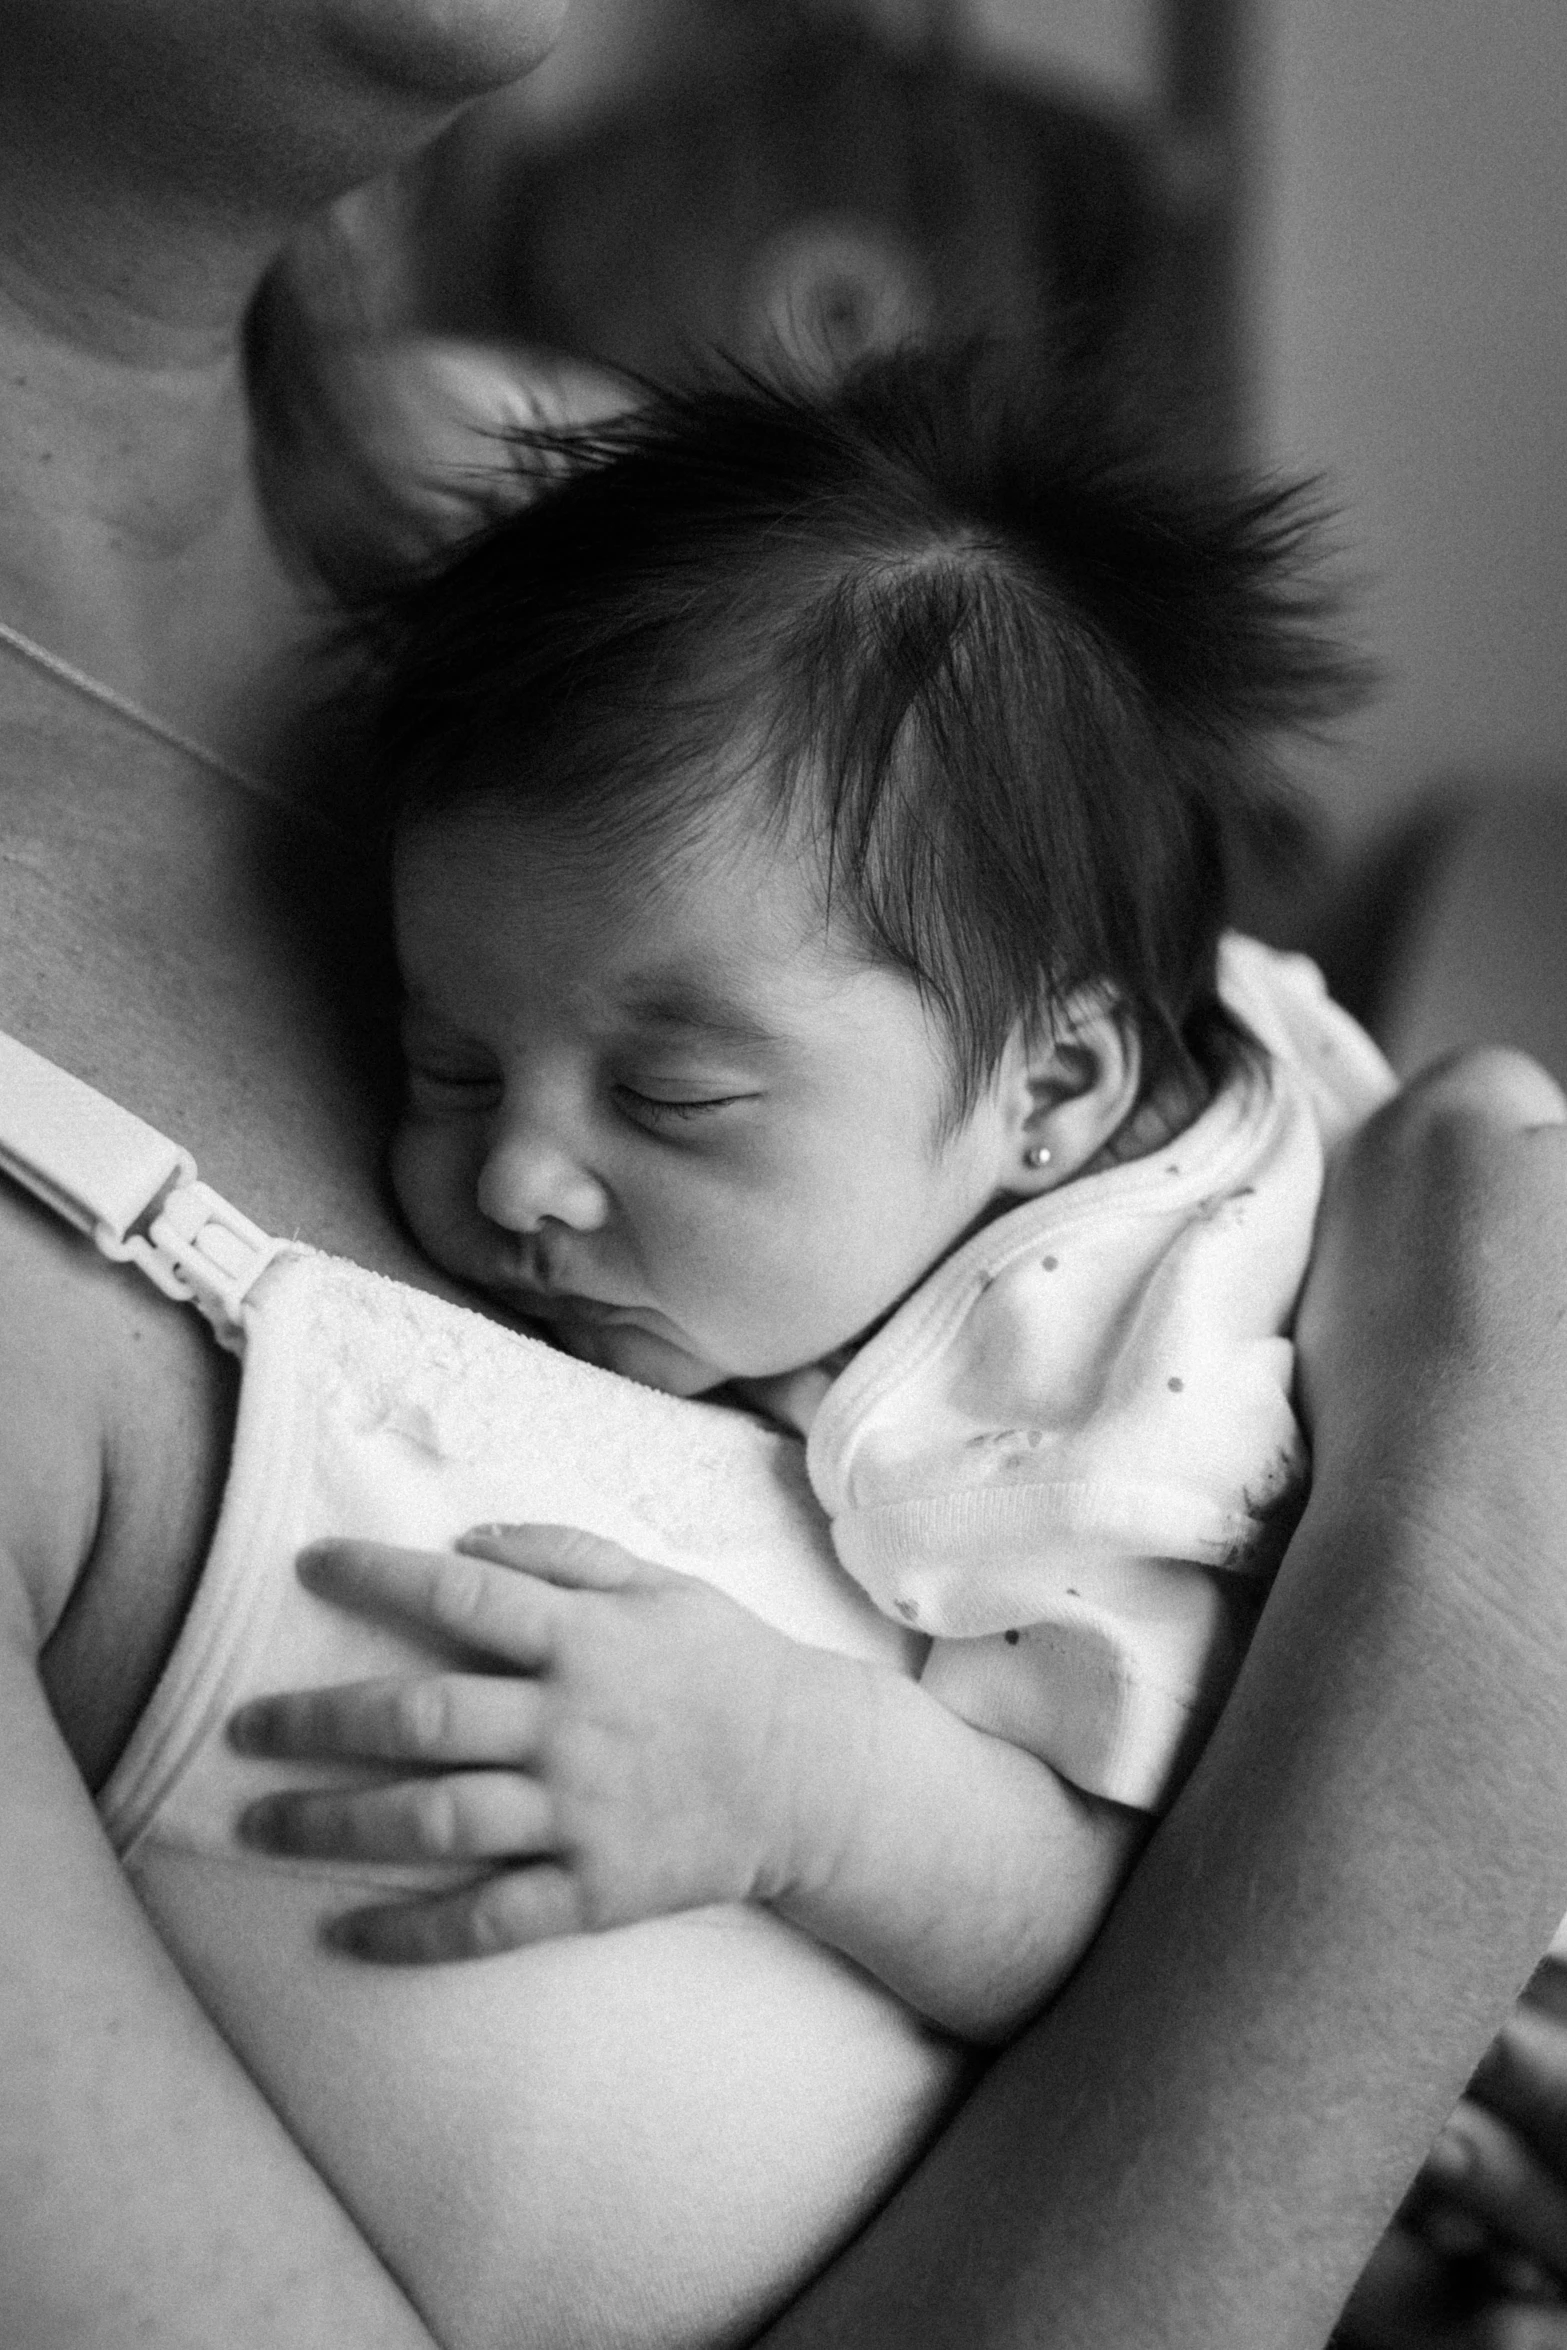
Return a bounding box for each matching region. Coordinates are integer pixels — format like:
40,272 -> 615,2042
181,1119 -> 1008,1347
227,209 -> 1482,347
350,0 -> 1567,870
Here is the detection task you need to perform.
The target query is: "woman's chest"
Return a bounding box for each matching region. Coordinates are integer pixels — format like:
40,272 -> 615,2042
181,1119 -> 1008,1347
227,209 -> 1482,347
0,706 -> 459,1765
0,706 -> 425,1275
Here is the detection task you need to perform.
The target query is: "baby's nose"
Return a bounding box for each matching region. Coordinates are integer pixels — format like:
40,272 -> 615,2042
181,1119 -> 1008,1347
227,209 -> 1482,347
476,1130 -> 608,1235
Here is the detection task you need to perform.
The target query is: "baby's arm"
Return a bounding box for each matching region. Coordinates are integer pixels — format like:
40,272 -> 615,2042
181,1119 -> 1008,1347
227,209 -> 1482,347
232,1524 -> 1144,2042
747,1615 -> 1149,2042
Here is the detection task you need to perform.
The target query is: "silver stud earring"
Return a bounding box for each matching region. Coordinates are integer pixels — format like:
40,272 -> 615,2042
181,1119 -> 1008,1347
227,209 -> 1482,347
1025,1143 -> 1052,1170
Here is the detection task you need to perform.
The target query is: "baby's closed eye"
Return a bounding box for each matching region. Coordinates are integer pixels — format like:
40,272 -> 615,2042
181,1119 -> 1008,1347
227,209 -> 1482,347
611,1083 -> 759,1133
406,1062 -> 504,1114
401,1008 -> 503,1112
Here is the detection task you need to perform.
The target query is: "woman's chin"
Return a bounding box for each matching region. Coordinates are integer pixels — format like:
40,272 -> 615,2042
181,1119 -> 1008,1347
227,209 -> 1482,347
328,0 -> 568,100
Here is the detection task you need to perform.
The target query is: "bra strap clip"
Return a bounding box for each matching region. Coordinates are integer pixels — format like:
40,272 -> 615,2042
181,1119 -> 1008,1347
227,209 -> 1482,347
0,1029 -> 286,1350
114,1178 -> 287,1349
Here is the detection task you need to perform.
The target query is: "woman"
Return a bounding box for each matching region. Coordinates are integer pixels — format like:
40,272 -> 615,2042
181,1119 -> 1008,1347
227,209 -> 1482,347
3,4 -> 1567,2343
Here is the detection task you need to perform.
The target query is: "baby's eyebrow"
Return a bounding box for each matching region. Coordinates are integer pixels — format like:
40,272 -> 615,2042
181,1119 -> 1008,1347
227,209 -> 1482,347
620,983 -> 780,1053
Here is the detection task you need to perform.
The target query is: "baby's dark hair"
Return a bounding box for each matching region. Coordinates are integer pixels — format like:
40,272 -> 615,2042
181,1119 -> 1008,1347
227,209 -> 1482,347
367,349 -> 1363,1117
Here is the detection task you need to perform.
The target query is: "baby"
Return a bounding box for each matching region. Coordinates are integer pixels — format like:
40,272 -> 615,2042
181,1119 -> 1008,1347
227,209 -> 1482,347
233,352 -> 1393,2040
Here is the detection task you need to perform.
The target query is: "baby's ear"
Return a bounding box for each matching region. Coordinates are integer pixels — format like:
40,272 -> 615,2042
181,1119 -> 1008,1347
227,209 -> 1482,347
999,991 -> 1142,1196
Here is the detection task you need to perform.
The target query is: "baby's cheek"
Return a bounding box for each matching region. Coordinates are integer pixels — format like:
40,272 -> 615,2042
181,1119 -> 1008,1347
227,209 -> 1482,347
390,1117 -> 483,1274
706,1232 -> 878,1375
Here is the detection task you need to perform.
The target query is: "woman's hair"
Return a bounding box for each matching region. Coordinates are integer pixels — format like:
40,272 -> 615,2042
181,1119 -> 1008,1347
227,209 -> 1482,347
365,349 -> 1366,1113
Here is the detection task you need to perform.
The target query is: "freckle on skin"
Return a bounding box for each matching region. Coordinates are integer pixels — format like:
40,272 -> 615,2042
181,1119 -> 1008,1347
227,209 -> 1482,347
1168,1376 -> 1184,1392
1042,1256 -> 1058,1271
1004,1629 -> 1020,1646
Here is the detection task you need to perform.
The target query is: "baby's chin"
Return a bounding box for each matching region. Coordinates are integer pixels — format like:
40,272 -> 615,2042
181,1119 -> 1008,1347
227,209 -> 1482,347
551,1314 -> 726,1400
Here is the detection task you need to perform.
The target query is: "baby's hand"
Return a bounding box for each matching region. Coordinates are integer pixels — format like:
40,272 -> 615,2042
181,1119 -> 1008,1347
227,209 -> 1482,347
229,1526 -> 831,1962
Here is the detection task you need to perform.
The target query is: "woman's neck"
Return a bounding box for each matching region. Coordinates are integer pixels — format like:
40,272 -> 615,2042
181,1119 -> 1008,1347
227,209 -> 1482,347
0,141 -> 332,796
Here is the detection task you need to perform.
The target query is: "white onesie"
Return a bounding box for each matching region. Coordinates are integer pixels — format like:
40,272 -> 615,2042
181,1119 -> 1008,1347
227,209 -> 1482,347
768,935 -> 1397,1810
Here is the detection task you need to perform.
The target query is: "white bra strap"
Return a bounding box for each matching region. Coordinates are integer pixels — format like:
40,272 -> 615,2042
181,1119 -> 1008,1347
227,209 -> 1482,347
0,1029 -> 286,1349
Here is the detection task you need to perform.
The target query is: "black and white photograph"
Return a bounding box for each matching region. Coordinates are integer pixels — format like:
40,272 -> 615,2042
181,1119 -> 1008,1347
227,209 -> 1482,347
3,5 -> 1566,2345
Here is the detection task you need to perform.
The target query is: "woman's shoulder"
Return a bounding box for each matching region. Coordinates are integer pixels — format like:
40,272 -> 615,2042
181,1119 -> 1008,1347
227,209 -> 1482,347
0,1181 -> 237,1779
0,1185 -> 120,1626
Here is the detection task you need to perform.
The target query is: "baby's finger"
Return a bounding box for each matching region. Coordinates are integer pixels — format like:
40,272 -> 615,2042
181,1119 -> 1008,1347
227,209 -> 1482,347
230,1672 -> 545,1765
327,1864 -> 587,1962
1425,2100 -> 1567,2278
1474,2307 -> 1567,2350
1408,1048 -> 1567,1135
1472,2001 -> 1567,2170
457,1522 -> 667,1593
1335,2221 -> 1476,2347
238,1769 -> 554,1864
298,1539 -> 560,1665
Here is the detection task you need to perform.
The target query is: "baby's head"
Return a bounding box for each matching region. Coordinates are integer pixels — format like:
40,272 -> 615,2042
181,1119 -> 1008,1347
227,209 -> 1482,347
370,353 -> 1355,1396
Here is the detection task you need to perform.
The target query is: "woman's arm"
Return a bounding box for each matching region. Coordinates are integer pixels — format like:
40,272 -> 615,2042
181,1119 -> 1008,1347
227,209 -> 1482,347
0,1646 -> 441,2350
1339,1965 -> 1567,2346
0,1202 -> 441,2350
757,1049 -> 1567,2350
10,1046 -> 1562,2348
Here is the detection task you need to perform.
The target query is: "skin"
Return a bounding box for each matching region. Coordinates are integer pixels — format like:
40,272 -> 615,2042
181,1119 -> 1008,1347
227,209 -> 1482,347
1343,1975 -> 1567,2347
388,803 -> 1140,1393
0,0 -> 566,787
4,1 -> 1567,2340
1335,803 -> 1567,2349
229,787 -> 1567,2296
0,0 -> 567,1264
11,1044 -> 1564,2350
233,1520 -> 1148,2041
241,798 -> 1567,2285
222,798 -> 1159,2028
754,1050 -> 1567,2349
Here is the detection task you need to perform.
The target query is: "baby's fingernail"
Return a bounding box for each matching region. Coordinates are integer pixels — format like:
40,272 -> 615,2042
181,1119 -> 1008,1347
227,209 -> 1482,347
1427,2124 -> 1474,2181
457,1524 -> 521,1553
